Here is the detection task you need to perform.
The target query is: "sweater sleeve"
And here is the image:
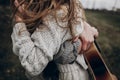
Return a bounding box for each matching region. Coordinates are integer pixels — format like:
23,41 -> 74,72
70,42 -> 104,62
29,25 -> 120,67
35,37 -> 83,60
11,22 -> 56,76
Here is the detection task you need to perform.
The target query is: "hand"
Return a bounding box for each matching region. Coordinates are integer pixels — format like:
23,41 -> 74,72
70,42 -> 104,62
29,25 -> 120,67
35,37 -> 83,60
79,21 -> 99,51
15,15 -> 23,22
14,0 -> 24,22
14,0 -> 24,14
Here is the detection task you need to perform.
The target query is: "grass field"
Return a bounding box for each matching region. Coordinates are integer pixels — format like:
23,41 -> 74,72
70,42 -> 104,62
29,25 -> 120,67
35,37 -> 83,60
0,6 -> 120,80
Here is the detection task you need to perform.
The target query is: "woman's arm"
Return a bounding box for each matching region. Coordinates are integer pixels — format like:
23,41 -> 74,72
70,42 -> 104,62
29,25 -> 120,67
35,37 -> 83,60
11,22 -> 56,76
11,0 -> 58,77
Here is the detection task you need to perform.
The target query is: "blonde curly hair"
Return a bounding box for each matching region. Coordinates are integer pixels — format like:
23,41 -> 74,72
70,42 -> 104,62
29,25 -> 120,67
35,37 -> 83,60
11,0 -> 86,34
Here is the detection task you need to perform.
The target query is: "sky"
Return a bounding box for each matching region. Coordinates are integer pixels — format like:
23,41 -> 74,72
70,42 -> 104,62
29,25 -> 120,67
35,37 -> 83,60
80,0 -> 120,11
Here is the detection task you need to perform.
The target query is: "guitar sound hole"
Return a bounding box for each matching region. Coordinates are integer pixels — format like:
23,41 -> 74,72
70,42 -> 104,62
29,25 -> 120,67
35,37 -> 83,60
89,55 -> 107,76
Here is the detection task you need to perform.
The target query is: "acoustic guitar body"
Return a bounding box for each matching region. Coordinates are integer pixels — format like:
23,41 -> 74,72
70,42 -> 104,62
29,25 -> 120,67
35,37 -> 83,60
84,42 -> 117,80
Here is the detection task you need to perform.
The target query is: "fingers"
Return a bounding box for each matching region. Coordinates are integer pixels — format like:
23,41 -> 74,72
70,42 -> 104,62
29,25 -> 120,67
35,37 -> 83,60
73,36 -> 79,42
14,0 -> 24,13
14,0 -> 25,22
14,0 -> 19,7
81,36 -> 94,51
81,39 -> 88,51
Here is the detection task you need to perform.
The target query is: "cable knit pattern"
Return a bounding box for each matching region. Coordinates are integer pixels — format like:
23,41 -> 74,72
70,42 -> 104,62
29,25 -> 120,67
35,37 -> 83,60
11,0 -> 89,80
11,23 -> 51,76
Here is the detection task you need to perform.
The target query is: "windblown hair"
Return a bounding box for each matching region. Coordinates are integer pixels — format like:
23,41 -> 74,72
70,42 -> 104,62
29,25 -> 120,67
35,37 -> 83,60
11,0 -> 86,34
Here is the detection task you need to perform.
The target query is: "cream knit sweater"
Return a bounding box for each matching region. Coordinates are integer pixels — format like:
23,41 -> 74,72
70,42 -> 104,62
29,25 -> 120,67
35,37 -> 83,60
11,0 -> 89,80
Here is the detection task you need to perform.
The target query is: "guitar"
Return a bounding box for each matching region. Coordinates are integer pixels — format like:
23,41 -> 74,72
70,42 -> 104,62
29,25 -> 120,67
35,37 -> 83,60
84,41 -> 117,80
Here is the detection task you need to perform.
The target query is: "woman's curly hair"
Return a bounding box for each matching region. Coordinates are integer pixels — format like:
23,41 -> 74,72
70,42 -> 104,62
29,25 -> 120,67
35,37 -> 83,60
10,0 -> 86,34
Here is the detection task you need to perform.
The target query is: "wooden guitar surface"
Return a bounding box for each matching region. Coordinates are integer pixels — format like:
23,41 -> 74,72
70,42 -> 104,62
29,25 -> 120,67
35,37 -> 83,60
84,42 -> 117,80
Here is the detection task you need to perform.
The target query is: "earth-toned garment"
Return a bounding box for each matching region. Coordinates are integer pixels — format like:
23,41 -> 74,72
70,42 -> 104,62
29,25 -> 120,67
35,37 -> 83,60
11,0 -> 89,80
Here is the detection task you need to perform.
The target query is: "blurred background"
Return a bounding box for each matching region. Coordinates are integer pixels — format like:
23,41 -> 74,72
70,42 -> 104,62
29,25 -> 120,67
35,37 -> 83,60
0,0 -> 120,80
81,0 -> 120,11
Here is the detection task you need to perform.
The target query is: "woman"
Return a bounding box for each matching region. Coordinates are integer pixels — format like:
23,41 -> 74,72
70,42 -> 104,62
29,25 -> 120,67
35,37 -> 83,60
11,0 -> 98,80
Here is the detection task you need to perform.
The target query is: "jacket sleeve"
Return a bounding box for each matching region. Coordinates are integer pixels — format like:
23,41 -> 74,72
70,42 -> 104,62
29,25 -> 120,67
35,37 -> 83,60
11,22 -> 56,76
